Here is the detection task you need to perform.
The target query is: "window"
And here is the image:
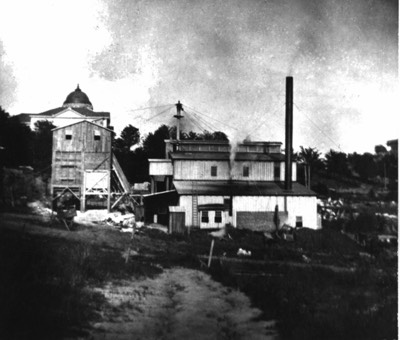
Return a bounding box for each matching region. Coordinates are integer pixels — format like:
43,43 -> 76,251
243,166 -> 249,177
211,166 -> 217,177
65,130 -> 72,140
296,216 -> 303,227
201,211 -> 209,223
215,210 -> 222,223
274,162 -> 281,181
94,130 -> 101,141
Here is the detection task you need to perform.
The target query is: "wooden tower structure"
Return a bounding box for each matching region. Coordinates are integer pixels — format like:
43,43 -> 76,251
51,120 -> 130,212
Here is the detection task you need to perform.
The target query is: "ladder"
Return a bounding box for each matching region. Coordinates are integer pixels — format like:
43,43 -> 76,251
192,181 -> 199,227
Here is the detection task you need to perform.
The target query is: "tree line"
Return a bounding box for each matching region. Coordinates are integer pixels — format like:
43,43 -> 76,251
0,106 -> 397,197
296,146 -> 398,199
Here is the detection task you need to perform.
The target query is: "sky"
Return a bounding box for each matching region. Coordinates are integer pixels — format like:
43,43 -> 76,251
0,0 -> 398,153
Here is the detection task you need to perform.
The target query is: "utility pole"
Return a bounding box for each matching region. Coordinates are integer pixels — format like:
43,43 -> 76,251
174,101 -> 184,141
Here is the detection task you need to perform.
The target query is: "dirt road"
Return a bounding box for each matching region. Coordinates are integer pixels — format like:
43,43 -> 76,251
90,268 -> 279,340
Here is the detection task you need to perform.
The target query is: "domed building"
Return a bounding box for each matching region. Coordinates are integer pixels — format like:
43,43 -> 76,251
17,85 -> 110,129
63,85 -> 93,110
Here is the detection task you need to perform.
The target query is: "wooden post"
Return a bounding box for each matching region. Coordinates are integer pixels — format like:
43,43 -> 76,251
208,239 -> 215,268
108,133 -> 113,212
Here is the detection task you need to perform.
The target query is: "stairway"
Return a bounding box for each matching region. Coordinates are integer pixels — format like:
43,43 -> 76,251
112,155 -> 130,193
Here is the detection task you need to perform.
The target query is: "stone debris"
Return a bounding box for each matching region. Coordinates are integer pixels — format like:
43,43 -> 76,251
27,201 -> 53,216
237,248 -> 252,256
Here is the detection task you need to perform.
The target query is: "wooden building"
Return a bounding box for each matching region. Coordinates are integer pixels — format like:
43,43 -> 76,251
146,139 -> 318,231
51,120 -> 130,211
145,77 -> 318,231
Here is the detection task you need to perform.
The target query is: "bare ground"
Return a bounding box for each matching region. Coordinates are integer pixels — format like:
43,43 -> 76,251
90,268 -> 278,340
0,213 -> 278,339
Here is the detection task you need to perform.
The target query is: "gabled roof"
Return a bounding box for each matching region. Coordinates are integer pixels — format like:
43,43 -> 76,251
173,180 -> 316,196
170,152 -> 285,161
52,119 -> 115,133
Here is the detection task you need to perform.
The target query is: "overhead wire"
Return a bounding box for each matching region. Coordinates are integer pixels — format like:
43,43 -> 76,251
252,102 -> 286,135
184,112 -> 209,133
127,104 -> 174,112
183,104 -> 240,132
143,105 -> 174,122
184,108 -> 217,132
293,102 -> 342,151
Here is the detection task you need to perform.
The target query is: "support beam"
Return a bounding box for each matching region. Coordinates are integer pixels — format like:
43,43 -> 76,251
285,76 -> 293,191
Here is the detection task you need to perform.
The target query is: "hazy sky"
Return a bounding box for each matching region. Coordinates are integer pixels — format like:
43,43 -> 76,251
0,0 -> 398,153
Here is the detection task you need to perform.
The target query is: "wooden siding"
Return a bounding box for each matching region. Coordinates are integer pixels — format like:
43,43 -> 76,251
169,211 -> 186,234
51,121 -> 112,189
230,161 -> 275,181
174,160 -> 297,181
174,161 -> 230,180
52,121 -> 111,153
233,196 -> 317,229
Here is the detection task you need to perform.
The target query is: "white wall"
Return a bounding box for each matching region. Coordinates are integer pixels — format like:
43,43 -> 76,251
180,195 -> 226,227
233,195 -> 318,229
149,160 -> 173,176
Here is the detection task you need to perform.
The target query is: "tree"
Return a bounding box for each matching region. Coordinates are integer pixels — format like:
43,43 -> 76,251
113,125 -> 142,184
347,152 -> 377,180
113,125 -> 140,152
32,120 -> 56,176
0,107 -> 33,166
298,146 -> 324,187
142,125 -> 171,158
324,149 -> 350,177
375,144 -> 387,155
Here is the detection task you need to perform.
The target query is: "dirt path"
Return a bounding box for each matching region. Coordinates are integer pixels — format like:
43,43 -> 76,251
90,268 -> 279,340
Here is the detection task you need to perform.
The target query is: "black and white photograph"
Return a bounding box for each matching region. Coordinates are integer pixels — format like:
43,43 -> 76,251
0,0 -> 398,339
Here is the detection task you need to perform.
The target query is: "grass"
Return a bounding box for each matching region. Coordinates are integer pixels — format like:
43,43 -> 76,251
0,228 -> 162,339
0,212 -> 397,340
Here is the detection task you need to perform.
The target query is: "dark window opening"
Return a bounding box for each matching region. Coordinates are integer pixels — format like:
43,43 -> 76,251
211,166 -> 217,177
94,135 -> 101,141
65,134 -> 72,140
224,198 -> 232,216
296,216 -> 303,227
215,210 -> 222,223
201,211 -> 209,223
243,166 -> 249,177
274,162 -> 281,181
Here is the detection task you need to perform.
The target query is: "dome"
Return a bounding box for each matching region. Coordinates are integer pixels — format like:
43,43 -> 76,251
62,85 -> 93,110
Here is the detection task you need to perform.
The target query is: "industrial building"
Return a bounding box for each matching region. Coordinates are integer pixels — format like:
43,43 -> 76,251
145,77 -> 319,231
49,87 -> 130,212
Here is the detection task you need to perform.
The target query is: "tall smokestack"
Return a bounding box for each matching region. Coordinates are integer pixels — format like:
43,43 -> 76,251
285,77 -> 293,191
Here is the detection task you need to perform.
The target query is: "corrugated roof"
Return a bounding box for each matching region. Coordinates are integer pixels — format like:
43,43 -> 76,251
170,152 -> 285,161
173,180 -> 316,196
